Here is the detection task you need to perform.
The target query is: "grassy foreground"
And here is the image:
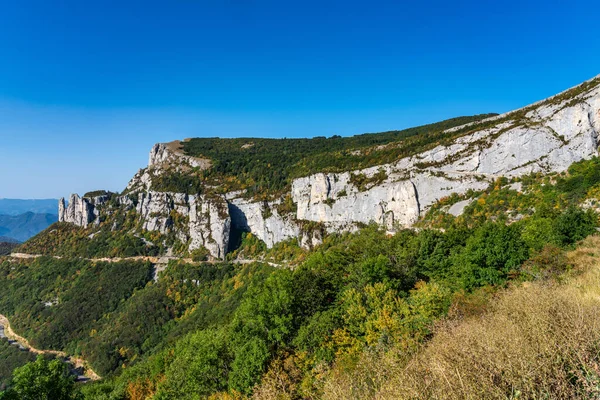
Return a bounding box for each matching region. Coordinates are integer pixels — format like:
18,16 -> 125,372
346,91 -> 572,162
320,236 -> 600,400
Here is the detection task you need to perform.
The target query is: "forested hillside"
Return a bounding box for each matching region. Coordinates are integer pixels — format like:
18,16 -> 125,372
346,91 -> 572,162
3,156 -> 600,399
5,0 -> 600,396
2,75 -> 600,399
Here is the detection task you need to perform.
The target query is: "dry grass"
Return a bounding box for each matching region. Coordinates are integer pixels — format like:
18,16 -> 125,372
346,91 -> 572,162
251,355 -> 301,400
322,236 -> 600,400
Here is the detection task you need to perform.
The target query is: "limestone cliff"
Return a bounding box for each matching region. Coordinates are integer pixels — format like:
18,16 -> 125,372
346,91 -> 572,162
228,197 -> 301,248
149,141 -> 212,172
132,191 -> 230,259
58,193 -> 110,228
58,74 -> 600,258
289,75 -> 600,230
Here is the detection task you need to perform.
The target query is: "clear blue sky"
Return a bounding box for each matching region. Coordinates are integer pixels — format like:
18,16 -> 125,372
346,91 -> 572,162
1,0 -> 599,199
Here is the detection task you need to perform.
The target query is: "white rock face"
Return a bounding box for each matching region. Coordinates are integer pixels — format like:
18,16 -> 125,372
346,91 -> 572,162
289,76 -> 600,228
149,142 -> 211,171
292,173 -> 420,229
448,200 -> 473,217
133,190 -> 230,259
188,195 -> 230,259
58,194 -> 108,227
229,198 -> 300,248
59,75 -> 600,257
125,169 -> 153,192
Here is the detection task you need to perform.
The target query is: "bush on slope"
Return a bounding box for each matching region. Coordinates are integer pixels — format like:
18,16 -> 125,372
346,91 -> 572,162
321,236 -> 600,400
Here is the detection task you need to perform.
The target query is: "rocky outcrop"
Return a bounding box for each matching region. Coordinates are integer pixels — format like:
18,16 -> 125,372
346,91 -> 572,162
148,141 -> 211,171
188,196 -> 230,259
58,75 -> 600,258
58,190 -> 231,259
290,75 -> 600,227
229,198 -> 300,248
293,172 -> 420,230
58,194 -> 109,228
123,191 -> 230,259
290,169 -> 492,230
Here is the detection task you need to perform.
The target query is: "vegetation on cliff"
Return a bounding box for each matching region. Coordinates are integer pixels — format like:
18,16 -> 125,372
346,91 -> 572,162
149,114 -> 496,197
18,222 -> 162,258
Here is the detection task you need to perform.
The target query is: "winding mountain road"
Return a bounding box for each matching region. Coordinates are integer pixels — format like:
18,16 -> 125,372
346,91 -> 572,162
1,254 -> 283,382
0,314 -> 100,381
9,252 -> 282,268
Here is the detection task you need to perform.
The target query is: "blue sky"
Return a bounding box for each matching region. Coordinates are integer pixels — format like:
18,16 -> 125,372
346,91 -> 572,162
1,0 -> 599,199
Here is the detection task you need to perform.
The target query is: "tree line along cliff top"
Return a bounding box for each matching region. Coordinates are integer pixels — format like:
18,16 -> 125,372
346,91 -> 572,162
152,75 -> 600,199
151,114 -> 496,197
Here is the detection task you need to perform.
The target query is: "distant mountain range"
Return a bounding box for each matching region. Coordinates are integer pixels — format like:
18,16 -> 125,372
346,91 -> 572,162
0,212 -> 58,242
0,198 -> 58,216
0,236 -> 20,243
0,199 -> 59,242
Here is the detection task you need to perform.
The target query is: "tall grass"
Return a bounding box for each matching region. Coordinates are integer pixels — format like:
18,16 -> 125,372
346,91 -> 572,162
321,236 -> 600,400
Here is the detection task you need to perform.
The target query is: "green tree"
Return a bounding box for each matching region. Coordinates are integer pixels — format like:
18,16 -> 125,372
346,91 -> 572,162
1,356 -> 80,400
156,329 -> 230,399
228,337 -> 270,394
230,270 -> 295,348
553,207 -> 597,246
521,217 -> 557,251
228,270 -> 295,393
450,222 -> 529,289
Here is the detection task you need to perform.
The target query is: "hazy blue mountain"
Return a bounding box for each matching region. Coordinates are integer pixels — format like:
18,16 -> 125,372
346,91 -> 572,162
0,212 -> 58,242
0,198 -> 58,216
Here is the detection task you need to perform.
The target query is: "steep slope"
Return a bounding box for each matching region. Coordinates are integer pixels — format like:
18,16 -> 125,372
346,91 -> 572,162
0,241 -> 19,256
54,74 -> 600,259
322,236 -> 600,400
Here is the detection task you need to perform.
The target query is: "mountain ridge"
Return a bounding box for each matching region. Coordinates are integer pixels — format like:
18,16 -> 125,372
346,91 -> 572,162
7,73 -> 600,399
52,74 -> 600,259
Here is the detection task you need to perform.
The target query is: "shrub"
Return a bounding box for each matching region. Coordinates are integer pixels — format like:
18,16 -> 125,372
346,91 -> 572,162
156,329 -> 231,398
190,246 -> 210,262
553,207 -> 597,246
